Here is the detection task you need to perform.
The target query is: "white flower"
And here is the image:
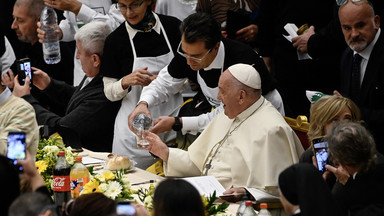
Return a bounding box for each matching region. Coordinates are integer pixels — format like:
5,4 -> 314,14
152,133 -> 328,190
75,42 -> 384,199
43,145 -> 60,156
121,176 -> 131,190
98,177 -> 106,183
105,181 -> 122,199
144,196 -> 153,209
99,183 -> 109,192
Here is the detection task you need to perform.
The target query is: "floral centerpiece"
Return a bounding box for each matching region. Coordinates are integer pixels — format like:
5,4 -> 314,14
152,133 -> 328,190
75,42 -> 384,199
81,170 -> 135,200
36,136 -> 77,194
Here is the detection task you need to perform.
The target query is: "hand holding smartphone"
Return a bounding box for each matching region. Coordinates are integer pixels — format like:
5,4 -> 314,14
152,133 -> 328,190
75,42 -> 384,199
312,137 -> 329,172
7,132 -> 27,172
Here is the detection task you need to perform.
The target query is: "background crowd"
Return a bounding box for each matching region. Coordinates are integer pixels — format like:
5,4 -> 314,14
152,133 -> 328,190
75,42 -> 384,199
1,0 -> 384,215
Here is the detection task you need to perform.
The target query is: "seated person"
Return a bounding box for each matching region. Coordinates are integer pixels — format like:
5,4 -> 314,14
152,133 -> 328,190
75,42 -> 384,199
152,179 -> 205,216
299,95 -> 361,164
0,72 -> 39,157
13,21 -> 120,152
2,0 -> 74,116
66,193 -> 116,216
145,63 -> 304,191
278,163 -> 342,216
325,121 -> 384,216
9,192 -> 55,216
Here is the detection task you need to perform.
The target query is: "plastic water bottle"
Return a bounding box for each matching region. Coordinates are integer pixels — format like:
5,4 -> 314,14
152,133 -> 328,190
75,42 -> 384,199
257,203 -> 272,216
40,6 -> 61,64
243,201 -> 257,216
53,151 -> 71,208
236,196 -> 249,216
70,156 -> 90,198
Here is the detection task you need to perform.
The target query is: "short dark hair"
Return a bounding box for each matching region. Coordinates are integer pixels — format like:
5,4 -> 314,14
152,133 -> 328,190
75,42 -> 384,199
153,179 -> 205,216
9,192 -> 53,216
180,12 -> 222,50
69,193 -> 116,216
327,121 -> 376,173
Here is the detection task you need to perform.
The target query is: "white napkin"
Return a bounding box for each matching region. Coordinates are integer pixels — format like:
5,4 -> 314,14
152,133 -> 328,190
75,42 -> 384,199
283,23 -> 312,60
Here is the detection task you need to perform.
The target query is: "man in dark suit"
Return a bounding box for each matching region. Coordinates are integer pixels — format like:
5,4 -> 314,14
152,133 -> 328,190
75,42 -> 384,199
13,21 -> 120,152
338,0 -> 384,154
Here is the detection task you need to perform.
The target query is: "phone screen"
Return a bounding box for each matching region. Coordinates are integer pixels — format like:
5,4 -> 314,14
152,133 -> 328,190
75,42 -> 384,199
7,132 -> 27,171
312,137 -> 329,172
116,202 -> 136,216
17,58 -> 32,85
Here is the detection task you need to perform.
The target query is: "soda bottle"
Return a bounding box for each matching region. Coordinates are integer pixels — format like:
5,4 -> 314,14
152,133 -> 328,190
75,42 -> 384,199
236,196 -> 249,216
53,151 -> 71,208
243,201 -> 257,216
70,156 -> 90,198
257,203 -> 272,216
40,6 -> 61,64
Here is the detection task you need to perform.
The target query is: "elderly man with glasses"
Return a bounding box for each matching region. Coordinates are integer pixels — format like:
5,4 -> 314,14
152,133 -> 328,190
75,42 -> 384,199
129,12 -> 284,140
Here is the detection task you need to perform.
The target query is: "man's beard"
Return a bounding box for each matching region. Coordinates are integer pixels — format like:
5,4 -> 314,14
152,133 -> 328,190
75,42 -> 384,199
348,36 -> 368,53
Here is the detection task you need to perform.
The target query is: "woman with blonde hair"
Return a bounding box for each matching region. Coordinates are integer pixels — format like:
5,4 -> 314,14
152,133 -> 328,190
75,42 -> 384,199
300,95 -> 361,163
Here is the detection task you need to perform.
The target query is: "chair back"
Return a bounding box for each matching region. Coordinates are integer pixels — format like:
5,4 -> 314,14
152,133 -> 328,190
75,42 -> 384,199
284,115 -> 310,150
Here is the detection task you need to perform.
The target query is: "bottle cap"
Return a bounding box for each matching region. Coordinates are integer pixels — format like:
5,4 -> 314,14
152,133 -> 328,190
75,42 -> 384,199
260,203 -> 268,209
245,201 -> 253,206
75,156 -> 82,162
58,151 -> 65,156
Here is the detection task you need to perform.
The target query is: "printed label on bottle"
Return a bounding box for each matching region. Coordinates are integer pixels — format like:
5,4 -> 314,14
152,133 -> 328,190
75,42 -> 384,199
70,177 -> 90,194
53,175 -> 70,191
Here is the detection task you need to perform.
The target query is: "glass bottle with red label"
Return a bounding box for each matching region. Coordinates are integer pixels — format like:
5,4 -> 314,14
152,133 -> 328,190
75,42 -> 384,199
53,151 -> 71,208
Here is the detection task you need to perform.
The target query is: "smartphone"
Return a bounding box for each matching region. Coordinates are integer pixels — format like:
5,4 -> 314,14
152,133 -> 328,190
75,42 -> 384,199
312,137 -> 329,172
7,132 -> 27,172
116,202 -> 136,216
16,58 -> 32,85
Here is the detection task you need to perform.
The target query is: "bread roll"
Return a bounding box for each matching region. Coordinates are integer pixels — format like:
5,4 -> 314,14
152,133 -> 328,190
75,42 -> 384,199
107,155 -> 132,171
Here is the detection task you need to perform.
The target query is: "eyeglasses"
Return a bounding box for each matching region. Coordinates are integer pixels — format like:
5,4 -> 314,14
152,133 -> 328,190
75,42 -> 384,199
116,0 -> 145,12
336,0 -> 363,6
177,42 -> 212,62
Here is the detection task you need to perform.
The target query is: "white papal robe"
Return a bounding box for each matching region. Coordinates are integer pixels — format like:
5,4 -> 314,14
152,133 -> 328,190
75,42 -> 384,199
165,96 -> 304,189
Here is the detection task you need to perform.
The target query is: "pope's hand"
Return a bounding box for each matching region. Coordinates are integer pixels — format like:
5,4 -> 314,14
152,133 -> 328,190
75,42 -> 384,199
146,131 -> 169,162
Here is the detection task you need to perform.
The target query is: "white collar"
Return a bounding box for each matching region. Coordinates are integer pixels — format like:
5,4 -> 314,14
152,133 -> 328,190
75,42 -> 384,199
125,12 -> 161,38
354,28 -> 381,60
202,41 -> 225,71
0,87 -> 12,104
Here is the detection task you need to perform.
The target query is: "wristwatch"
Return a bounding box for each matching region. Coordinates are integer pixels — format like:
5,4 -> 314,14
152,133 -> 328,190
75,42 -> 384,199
172,117 -> 182,131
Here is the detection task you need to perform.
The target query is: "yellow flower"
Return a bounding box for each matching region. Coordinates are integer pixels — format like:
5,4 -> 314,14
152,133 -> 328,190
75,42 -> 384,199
100,171 -> 115,181
83,179 -> 101,194
35,160 -> 48,173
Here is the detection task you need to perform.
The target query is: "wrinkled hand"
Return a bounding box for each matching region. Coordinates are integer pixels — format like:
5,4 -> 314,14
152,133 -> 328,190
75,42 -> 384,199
37,21 -> 63,43
43,0 -> 82,14
128,102 -> 152,133
31,67 -> 51,90
151,116 -> 174,134
145,131 -> 169,161
292,25 -> 315,53
234,24 -> 258,43
220,187 -> 247,203
13,75 -> 31,97
2,69 -> 15,88
121,67 -> 155,89
325,164 -> 350,185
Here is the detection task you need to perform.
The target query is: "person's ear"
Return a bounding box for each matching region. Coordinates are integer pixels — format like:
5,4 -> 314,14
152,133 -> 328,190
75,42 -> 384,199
92,54 -> 101,67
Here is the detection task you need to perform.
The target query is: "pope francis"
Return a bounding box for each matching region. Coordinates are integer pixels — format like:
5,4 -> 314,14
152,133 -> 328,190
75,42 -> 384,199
146,63 -> 304,190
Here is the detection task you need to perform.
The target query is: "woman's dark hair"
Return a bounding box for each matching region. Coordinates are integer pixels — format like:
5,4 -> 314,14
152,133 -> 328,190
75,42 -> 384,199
180,12 -> 222,50
153,179 -> 205,216
69,193 -> 116,216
